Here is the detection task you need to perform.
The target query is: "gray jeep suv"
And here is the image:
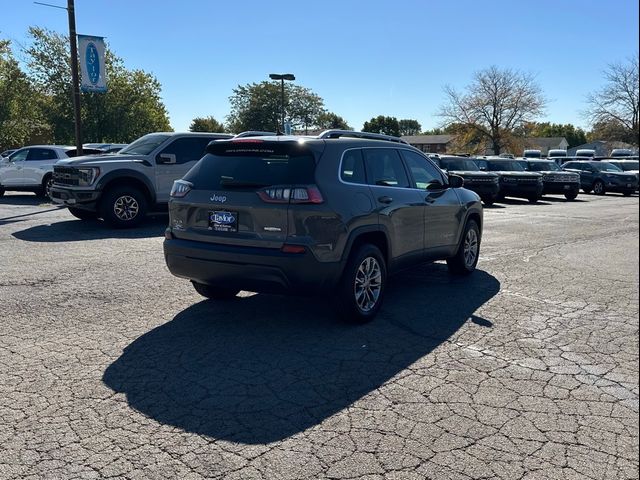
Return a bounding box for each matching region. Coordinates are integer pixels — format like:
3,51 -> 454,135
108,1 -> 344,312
163,130 -> 483,323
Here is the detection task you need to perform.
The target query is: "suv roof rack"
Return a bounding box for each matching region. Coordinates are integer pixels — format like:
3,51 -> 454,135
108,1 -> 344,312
317,129 -> 409,145
233,131 -> 278,138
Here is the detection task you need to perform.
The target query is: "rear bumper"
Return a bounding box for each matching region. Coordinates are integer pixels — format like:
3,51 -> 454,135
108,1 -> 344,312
163,237 -> 344,295
50,185 -> 101,211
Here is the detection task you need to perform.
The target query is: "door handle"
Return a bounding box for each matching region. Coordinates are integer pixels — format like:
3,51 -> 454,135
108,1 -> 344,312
378,196 -> 393,204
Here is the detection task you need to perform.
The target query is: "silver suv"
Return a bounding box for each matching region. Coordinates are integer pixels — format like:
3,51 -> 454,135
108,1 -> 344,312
50,132 -> 232,227
164,130 -> 484,323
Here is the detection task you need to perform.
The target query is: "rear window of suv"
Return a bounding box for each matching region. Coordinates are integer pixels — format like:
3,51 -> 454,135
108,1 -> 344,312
184,141 -> 316,189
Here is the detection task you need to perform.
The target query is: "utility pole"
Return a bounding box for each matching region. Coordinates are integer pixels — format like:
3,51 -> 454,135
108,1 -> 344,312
67,0 -> 83,155
34,1 -> 83,155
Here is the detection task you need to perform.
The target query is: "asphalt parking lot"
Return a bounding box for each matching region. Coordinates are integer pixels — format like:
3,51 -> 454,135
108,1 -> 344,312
0,192 -> 638,480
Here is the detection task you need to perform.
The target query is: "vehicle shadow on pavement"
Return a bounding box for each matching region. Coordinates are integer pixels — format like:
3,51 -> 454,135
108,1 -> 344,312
103,265 -> 500,444
0,193 -> 51,206
11,216 -> 168,241
497,198 -> 552,206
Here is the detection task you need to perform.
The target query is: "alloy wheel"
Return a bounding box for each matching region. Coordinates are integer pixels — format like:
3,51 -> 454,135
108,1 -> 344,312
354,256 -> 382,313
464,228 -> 479,268
113,195 -> 139,221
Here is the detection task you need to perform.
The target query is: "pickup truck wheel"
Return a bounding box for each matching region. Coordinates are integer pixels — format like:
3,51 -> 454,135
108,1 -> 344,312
528,195 -> 539,204
447,219 -> 480,275
0,187 -> 4,197
337,244 -> 386,324
68,207 -> 97,220
100,186 -> 147,228
592,180 -> 605,195
191,281 -> 239,300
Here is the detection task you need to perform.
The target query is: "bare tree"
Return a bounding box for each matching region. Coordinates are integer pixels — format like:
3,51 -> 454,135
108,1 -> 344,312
585,55 -> 639,145
439,66 -> 546,154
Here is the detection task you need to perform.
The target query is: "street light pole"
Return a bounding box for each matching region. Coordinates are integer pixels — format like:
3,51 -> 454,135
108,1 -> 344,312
269,73 -> 295,133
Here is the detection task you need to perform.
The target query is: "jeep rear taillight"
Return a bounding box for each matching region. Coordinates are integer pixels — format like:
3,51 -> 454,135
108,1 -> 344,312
257,185 -> 324,204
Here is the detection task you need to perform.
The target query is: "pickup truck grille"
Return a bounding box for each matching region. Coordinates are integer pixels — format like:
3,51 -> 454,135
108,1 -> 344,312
542,173 -> 579,183
53,166 -> 80,186
465,176 -> 497,183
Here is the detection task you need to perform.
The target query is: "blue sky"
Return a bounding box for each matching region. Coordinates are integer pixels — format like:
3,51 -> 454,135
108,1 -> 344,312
2,0 -> 638,133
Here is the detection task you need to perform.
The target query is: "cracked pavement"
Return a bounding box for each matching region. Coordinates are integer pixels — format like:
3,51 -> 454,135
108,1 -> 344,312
0,193 -> 638,479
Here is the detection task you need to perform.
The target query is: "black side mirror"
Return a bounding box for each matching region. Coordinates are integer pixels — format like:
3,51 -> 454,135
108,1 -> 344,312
157,153 -> 177,164
426,179 -> 446,190
447,174 -> 464,188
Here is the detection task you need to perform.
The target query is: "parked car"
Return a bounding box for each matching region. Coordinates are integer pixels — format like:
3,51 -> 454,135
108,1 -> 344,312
432,155 -> 500,205
606,159 -> 639,192
1,149 -> 17,158
477,158 -> 544,203
610,148 -> 635,157
562,160 -> 638,196
575,149 -> 596,158
84,143 -> 129,153
50,132 -> 233,227
522,159 -> 580,200
163,130 -> 483,323
548,149 -> 567,160
523,149 -> 542,159
0,145 -> 103,198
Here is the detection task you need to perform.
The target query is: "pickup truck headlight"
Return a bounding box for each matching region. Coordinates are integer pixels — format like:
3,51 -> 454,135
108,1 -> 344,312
77,167 -> 100,186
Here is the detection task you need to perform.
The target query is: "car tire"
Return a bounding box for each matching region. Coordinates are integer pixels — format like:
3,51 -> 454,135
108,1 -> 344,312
564,191 -> 579,200
622,190 -> 633,197
191,281 -> 239,300
36,175 -> 53,200
0,187 -> 4,197
593,180 -> 605,195
68,207 -> 97,220
100,186 -> 147,228
528,195 -> 539,204
337,244 -> 386,324
480,196 -> 495,206
447,219 -> 480,276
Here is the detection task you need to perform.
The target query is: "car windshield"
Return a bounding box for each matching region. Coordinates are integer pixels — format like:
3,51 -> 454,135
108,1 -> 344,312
119,134 -> 170,155
439,158 -> 480,171
486,160 -> 526,172
528,161 -> 561,172
594,162 -> 623,172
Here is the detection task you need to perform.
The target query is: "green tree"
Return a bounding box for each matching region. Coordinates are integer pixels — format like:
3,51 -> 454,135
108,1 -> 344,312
585,55 -> 639,145
316,112 -> 351,130
439,66 -> 546,154
189,116 -> 226,132
398,119 -> 422,136
227,81 -> 326,133
0,38 -> 47,149
24,27 -> 171,145
587,120 -> 631,143
362,115 -> 400,136
521,121 -> 588,148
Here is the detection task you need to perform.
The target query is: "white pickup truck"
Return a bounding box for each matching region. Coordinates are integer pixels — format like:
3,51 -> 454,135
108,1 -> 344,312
50,132 -> 232,227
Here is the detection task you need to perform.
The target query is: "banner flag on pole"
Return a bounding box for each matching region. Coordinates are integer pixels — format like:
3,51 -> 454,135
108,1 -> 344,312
78,35 -> 107,93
